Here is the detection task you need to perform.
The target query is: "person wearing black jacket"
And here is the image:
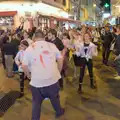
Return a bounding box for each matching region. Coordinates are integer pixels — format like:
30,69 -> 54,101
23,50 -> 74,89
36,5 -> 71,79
0,33 -> 9,69
114,26 -> 120,56
47,29 -> 64,89
11,34 -> 20,72
114,25 -> 120,79
3,38 -> 16,77
102,26 -> 113,65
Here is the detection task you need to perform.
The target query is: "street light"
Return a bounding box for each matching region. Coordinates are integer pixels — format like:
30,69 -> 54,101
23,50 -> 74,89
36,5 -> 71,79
93,3 -> 96,25
93,3 -> 96,7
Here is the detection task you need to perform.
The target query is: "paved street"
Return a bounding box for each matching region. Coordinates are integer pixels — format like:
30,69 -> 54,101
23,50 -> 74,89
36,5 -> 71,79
0,55 -> 120,120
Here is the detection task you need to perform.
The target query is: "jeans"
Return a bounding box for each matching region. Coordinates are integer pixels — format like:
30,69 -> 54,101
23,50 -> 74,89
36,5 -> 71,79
114,57 -> 120,76
1,51 -> 5,69
31,82 -> 64,120
19,72 -> 24,93
102,46 -> 111,64
79,58 -> 94,86
5,55 -> 14,77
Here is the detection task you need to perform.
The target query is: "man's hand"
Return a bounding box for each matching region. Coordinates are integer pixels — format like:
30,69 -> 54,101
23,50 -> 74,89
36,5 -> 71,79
22,65 -> 31,79
57,57 -> 63,72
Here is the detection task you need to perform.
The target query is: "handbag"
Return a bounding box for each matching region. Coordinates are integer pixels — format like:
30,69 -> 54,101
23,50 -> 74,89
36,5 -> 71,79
73,55 -> 85,66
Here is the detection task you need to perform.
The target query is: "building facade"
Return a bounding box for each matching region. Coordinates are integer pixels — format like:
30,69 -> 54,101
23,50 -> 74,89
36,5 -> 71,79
70,0 -> 102,25
0,0 -> 71,29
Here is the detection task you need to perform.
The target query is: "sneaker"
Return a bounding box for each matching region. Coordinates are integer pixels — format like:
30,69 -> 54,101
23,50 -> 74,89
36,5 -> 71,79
56,108 -> 65,119
114,76 -> 120,80
114,74 -> 119,77
91,84 -> 96,89
78,87 -> 82,94
19,93 -> 24,98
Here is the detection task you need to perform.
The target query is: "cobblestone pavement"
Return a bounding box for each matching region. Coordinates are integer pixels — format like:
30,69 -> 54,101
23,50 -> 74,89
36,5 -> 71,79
0,55 -> 120,120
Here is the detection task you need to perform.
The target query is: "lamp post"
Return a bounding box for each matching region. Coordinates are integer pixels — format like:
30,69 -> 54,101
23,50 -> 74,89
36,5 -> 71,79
77,0 -> 81,20
93,3 -> 96,24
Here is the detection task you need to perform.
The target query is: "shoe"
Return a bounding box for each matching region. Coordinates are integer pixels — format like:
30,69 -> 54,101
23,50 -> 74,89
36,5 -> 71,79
114,73 -> 119,77
60,87 -> 64,91
56,108 -> 65,119
91,84 -> 96,89
103,62 -> 109,66
78,86 -> 82,94
19,93 -> 24,98
114,76 -> 120,80
102,60 -> 105,64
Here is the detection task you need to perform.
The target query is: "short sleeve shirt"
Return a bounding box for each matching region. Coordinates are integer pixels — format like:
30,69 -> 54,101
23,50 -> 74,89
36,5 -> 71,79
22,41 -> 62,88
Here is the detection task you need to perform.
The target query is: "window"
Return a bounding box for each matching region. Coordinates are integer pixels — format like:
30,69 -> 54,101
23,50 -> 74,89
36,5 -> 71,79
0,16 -> 14,25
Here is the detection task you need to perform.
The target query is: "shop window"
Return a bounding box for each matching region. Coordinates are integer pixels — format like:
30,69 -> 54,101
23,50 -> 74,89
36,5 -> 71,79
38,15 -> 50,30
0,16 -> 14,25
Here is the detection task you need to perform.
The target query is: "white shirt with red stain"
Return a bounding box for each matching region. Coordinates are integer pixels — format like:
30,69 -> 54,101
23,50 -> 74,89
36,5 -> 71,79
22,41 -> 62,88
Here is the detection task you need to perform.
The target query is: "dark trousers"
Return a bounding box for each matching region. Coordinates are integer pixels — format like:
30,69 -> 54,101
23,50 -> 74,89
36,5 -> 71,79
19,72 -> 24,93
59,70 -> 65,89
79,59 -> 94,86
59,78 -> 63,89
31,82 -> 64,120
114,58 -> 120,76
1,51 -> 5,69
13,62 -> 18,72
102,46 -> 111,64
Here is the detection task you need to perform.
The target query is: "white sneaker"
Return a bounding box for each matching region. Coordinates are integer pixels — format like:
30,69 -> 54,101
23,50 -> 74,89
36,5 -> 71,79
114,74 -> 119,77
114,76 -> 120,80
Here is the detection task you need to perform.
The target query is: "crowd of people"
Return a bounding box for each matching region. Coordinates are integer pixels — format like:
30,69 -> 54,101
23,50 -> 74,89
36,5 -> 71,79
0,23 -> 120,120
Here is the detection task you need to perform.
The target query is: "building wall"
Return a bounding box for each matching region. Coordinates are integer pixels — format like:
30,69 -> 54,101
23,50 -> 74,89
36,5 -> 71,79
80,0 -> 101,23
0,1 -> 69,28
112,6 -> 120,17
42,0 -> 70,11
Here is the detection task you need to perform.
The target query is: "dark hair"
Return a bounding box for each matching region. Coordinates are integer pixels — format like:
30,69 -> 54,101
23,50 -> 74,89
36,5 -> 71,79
117,25 -> 120,30
20,40 -> 29,47
34,30 -> 44,38
63,33 -> 70,39
113,27 -> 117,33
48,29 -> 57,37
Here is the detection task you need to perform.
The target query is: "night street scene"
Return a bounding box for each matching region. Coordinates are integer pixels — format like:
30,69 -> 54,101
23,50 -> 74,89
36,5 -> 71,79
0,0 -> 120,120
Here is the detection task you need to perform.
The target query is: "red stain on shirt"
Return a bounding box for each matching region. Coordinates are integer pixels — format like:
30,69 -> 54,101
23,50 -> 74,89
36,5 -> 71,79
42,50 -> 50,55
40,54 -> 45,68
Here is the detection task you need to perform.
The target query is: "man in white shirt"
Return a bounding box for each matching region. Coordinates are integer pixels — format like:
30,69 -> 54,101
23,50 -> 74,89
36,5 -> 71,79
22,30 -> 64,120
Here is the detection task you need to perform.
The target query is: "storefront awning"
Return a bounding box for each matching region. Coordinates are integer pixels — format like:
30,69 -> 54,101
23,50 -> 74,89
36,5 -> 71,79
0,11 -> 17,16
51,16 -> 81,24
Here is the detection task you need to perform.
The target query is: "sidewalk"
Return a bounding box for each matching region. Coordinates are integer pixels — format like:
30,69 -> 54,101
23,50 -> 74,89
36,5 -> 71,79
0,56 -> 120,120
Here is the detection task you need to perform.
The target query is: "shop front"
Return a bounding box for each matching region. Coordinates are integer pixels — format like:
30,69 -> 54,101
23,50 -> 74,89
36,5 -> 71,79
0,1 -> 69,27
0,1 -> 79,30
0,11 -> 17,30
